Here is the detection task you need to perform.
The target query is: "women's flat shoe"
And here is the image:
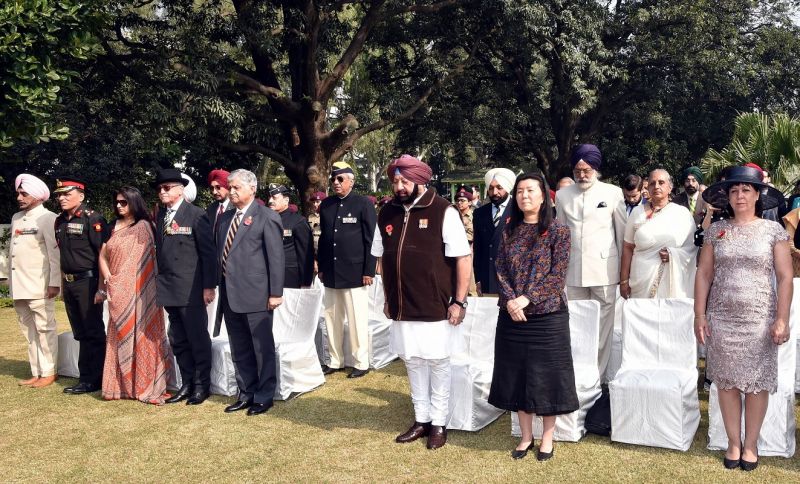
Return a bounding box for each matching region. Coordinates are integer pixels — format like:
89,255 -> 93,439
723,457 -> 740,469
740,458 -> 758,471
511,441 -> 536,460
536,446 -> 554,461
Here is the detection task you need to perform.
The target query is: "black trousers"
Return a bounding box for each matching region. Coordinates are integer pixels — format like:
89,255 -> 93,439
165,305 -> 212,389
62,277 -> 106,385
221,283 -> 276,405
283,266 -> 301,289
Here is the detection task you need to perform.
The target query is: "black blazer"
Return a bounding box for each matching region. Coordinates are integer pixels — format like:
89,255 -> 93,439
216,203 -> 284,314
155,201 -> 217,307
206,200 -> 234,240
279,210 -> 315,287
472,201 -> 510,294
317,192 -> 377,288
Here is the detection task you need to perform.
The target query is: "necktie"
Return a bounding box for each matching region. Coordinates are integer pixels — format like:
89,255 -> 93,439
214,204 -> 224,236
688,196 -> 695,214
163,208 -> 175,234
492,205 -> 502,227
221,212 -> 242,276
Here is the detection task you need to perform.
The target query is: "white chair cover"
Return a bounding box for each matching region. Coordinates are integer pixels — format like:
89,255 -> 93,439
209,288 -> 326,399
446,296 -> 504,431
706,279 -> 799,458
609,298 -> 699,451
56,303 -> 110,379
315,275 -> 398,369
511,300 -> 602,441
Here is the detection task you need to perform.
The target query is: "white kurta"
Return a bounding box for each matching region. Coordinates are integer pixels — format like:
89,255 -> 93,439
624,203 -> 697,298
371,202 -> 470,359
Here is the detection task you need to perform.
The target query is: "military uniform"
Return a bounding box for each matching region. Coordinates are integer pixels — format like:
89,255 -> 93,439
55,202 -> 108,388
278,210 -> 315,288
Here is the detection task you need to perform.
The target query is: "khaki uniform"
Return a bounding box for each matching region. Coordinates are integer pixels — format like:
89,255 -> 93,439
459,208 -> 477,295
9,204 -> 61,377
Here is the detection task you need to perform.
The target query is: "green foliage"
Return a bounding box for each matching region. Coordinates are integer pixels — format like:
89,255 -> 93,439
700,112 -> 800,192
0,0 -> 104,148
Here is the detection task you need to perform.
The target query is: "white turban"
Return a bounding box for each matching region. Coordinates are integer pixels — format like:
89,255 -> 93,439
182,173 -> 197,203
484,168 -> 516,196
15,174 -> 50,201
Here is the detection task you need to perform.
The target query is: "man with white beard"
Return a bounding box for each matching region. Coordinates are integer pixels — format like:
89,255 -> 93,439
555,144 -> 626,383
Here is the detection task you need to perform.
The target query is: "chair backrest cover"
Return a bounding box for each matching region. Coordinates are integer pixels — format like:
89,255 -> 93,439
620,298 -> 696,370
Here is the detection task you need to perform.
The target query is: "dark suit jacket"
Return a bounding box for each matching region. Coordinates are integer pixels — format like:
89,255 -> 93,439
673,192 -> 707,227
472,201 -> 511,294
216,203 -> 285,314
279,210 -> 314,287
155,201 -> 217,307
206,199 -> 234,240
317,192 -> 377,288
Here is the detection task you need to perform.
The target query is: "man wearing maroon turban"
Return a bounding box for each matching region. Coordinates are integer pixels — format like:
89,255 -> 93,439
371,155 -> 471,450
206,169 -> 233,239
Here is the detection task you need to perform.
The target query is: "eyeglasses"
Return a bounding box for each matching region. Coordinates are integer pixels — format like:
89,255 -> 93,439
115,199 -> 128,207
158,184 -> 179,192
331,175 -> 346,184
573,168 -> 594,175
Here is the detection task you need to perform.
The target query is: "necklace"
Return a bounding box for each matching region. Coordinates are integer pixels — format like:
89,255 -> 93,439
646,204 -> 667,220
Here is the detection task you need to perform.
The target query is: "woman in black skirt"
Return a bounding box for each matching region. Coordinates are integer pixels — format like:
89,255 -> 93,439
488,172 -> 579,461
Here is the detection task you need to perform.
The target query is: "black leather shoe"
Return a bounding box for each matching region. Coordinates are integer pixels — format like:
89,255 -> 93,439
165,384 -> 193,404
536,445 -> 554,461
186,389 -> 210,405
224,399 -> 253,413
511,441 -> 536,460
723,457 -> 740,469
63,382 -> 100,394
247,402 -> 273,416
348,368 -> 369,379
322,365 -> 342,375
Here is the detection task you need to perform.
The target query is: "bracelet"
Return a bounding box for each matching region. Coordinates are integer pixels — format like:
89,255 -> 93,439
619,279 -> 629,284
694,314 -> 706,319
97,289 -> 108,297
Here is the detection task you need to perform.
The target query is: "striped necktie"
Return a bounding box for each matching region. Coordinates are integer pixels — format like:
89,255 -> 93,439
163,208 -> 175,234
688,196 -> 695,214
492,205 -> 502,226
221,211 -> 242,276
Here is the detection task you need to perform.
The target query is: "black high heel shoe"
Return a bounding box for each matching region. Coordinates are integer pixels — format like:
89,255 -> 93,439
511,441 -> 536,460
536,444 -> 554,461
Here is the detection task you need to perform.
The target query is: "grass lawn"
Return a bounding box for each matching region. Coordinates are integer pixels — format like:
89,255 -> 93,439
0,303 -> 798,482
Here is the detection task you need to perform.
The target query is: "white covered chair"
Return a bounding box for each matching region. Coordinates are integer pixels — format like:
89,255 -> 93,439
209,288 -> 326,399
605,297 -> 625,382
57,303 -> 110,379
315,275 -> 398,369
609,298 -> 699,451
707,280 -> 799,458
446,296 -> 503,431
511,300 -> 602,441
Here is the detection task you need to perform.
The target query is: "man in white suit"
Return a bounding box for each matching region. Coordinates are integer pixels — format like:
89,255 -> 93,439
555,144 -> 626,382
9,174 -> 61,388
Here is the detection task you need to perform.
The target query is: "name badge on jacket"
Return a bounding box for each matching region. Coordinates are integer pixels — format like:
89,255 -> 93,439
283,229 -> 293,237
67,223 -> 84,235
342,217 -> 357,224
15,228 -> 39,236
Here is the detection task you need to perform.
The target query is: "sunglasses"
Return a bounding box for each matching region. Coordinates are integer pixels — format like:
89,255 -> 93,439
330,175 -> 347,184
115,199 -> 129,207
158,184 -> 180,192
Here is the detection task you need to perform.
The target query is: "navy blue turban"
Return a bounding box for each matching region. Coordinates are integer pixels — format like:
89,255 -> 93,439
570,144 -> 602,171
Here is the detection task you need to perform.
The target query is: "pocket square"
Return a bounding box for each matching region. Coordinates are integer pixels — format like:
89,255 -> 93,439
597,201 -> 608,208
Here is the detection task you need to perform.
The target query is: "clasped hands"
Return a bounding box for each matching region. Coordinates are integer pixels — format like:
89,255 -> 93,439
506,295 -> 529,322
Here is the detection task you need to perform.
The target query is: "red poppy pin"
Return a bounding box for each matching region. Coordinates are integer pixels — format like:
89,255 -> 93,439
93,223 -> 103,232
244,216 -> 253,226
542,229 -> 548,237
505,216 -> 510,224
386,224 -> 393,236
170,221 -> 179,231
717,230 -> 726,239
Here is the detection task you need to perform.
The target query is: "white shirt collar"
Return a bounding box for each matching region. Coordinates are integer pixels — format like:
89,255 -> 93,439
167,198 -> 183,212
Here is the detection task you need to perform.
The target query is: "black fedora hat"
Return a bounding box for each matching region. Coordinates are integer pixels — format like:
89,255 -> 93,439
154,168 -> 189,187
701,166 -> 784,210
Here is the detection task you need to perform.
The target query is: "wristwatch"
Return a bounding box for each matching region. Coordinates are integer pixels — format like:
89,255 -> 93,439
448,297 -> 468,309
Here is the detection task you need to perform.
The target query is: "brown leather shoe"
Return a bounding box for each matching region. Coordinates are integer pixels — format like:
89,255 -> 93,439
395,422 -> 431,443
19,376 -> 40,386
426,425 -> 447,450
31,375 -> 57,388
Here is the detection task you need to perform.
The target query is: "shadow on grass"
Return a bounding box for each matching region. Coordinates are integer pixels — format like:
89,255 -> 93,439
0,356 -> 30,379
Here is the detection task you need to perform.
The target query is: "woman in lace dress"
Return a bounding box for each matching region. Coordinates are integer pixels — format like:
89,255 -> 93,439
694,166 -> 792,471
